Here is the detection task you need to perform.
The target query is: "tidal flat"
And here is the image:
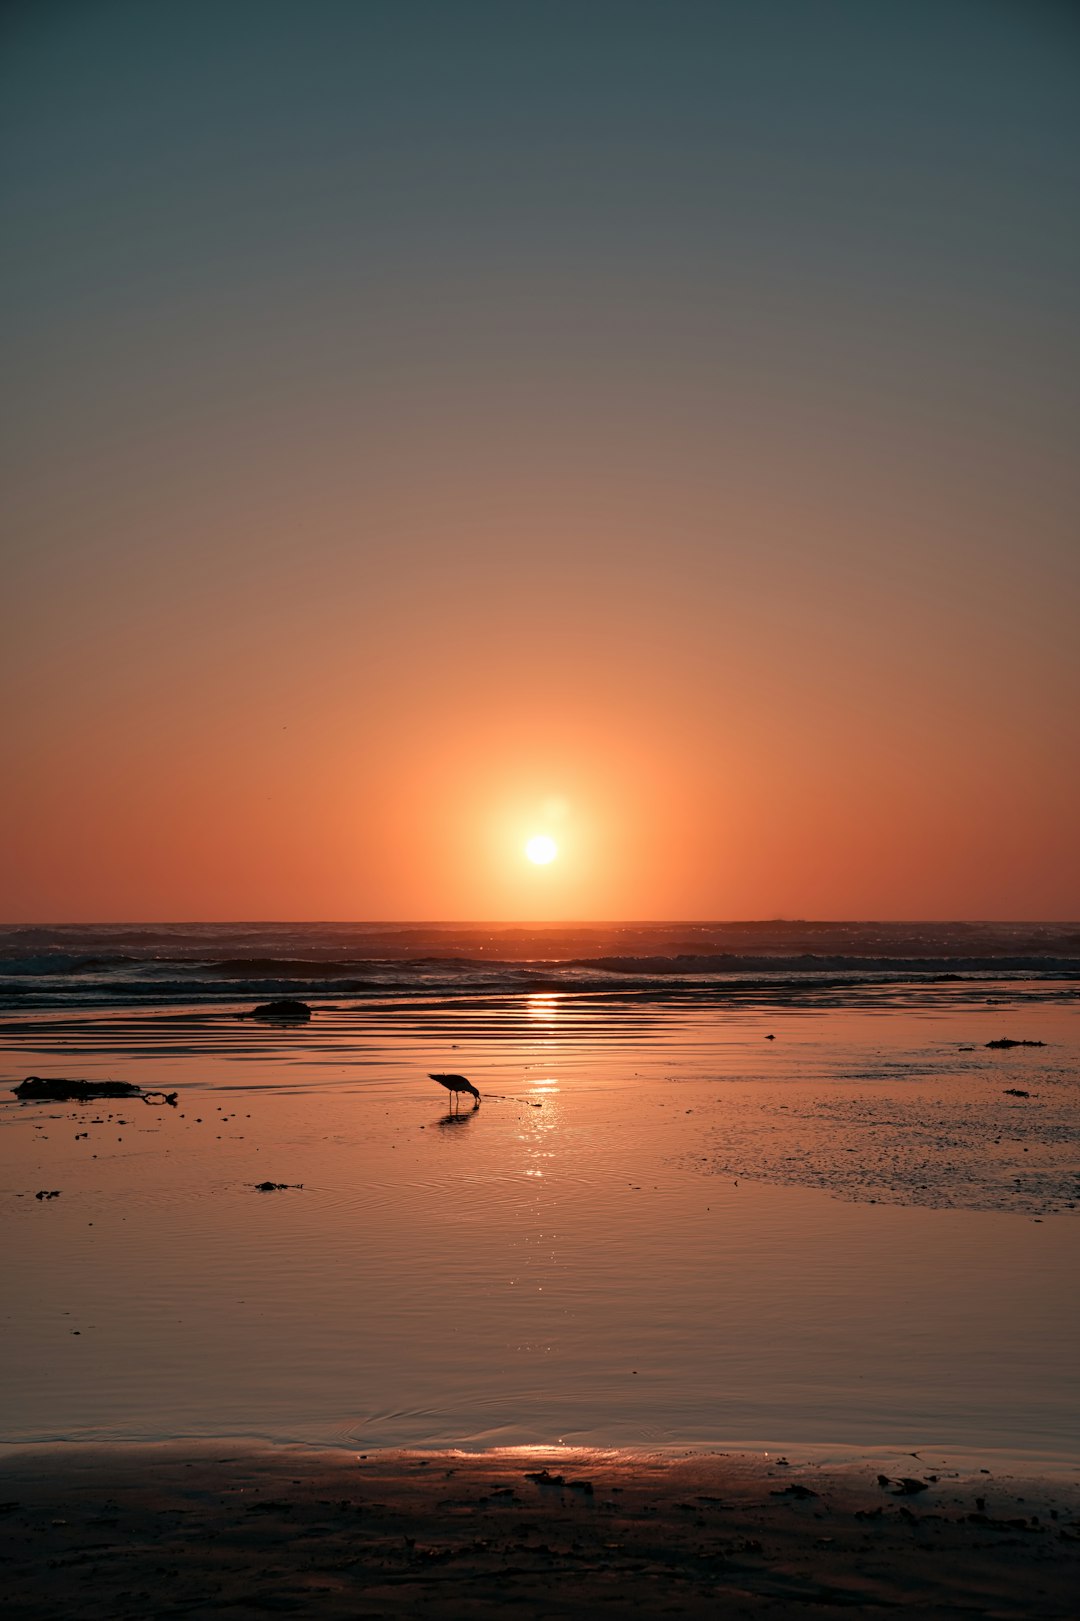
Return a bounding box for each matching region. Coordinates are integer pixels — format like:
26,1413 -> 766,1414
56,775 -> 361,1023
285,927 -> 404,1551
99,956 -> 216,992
1,988 -> 1076,1462
3,986 -> 1079,1615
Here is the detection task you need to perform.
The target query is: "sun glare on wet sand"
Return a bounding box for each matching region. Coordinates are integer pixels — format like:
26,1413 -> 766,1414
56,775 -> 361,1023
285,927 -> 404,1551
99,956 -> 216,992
525,835 -> 558,864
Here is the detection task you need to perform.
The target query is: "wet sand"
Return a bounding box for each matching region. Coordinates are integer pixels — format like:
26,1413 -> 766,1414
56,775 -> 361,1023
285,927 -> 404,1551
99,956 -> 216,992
3,1444 -> 1079,1618
2,989 -> 1078,1614
3,993 -> 1078,1457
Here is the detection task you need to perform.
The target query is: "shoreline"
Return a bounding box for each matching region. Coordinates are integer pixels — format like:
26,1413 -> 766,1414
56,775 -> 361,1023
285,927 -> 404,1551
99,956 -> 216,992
3,1444 -> 1078,1618
5,1434 -> 1080,1479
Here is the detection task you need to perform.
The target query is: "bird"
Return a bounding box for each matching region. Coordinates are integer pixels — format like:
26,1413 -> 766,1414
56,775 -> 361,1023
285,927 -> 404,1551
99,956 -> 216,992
429,1072 -> 481,1112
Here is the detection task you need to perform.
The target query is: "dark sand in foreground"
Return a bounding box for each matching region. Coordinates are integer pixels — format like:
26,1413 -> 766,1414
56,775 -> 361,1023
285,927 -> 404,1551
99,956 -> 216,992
2,1447 -> 1078,1618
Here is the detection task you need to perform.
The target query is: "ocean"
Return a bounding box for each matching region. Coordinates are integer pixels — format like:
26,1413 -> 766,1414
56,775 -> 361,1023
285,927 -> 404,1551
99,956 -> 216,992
2,919 -> 1078,1011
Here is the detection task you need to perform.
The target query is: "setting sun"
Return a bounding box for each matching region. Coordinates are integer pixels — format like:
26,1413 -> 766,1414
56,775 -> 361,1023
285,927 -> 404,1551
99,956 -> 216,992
525,835 -> 558,865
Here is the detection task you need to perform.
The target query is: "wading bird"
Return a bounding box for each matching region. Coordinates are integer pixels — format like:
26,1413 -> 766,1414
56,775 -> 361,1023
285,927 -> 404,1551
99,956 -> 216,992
429,1072 -> 481,1112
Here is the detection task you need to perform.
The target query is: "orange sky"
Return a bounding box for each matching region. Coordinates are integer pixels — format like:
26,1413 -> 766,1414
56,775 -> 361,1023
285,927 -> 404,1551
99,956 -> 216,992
3,2 -> 1078,921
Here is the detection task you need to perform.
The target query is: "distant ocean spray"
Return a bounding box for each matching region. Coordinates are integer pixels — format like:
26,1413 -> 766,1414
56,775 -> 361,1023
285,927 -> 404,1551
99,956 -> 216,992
1,921 -> 1078,1012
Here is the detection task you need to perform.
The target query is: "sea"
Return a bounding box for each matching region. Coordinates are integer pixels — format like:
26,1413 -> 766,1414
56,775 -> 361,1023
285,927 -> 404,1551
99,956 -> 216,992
2,918 -> 1078,1012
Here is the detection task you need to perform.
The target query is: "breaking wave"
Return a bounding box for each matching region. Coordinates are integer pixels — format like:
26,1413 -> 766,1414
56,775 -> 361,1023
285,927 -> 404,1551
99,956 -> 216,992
0,922 -> 1077,1011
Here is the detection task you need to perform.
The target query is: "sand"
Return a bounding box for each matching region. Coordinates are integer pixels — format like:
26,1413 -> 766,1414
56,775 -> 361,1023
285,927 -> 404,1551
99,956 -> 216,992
2,1445 -> 1078,1618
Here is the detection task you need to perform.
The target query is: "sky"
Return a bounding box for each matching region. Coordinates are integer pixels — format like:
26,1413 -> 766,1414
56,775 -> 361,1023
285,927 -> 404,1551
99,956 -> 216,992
2,0 -> 1078,922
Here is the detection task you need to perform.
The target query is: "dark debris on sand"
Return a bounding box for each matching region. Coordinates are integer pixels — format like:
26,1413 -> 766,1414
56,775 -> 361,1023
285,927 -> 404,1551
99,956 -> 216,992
248,999 -> 313,1021
13,1077 -> 178,1106
2,1449 -> 1079,1620
15,1077 -> 140,1102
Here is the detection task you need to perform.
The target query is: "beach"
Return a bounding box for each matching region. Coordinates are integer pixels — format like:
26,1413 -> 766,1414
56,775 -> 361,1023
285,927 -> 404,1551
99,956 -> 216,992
4,1445 -> 1080,1618
2,926 -> 1078,1613
8,0 -> 1080,1608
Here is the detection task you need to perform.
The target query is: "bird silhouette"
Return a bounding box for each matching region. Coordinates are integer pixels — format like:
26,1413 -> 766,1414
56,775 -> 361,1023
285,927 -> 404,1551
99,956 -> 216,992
429,1072 -> 481,1112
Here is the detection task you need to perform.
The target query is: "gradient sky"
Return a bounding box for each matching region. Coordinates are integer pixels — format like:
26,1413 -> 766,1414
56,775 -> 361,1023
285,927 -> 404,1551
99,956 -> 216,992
3,0 -> 1078,921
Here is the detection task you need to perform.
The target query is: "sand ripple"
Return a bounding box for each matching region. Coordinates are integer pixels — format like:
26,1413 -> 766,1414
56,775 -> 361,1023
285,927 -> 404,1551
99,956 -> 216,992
689,1079 -> 1080,1213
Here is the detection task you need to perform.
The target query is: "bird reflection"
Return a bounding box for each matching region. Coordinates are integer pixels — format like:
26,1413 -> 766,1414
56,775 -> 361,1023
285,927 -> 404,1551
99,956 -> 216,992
436,1108 -> 478,1130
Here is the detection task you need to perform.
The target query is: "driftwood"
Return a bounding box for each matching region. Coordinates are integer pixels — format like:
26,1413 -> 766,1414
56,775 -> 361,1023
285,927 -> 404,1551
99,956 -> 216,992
13,1077 -> 178,1106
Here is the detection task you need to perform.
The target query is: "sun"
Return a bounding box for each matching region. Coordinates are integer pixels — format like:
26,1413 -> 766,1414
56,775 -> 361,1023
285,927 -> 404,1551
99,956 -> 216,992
525,834 -> 558,865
